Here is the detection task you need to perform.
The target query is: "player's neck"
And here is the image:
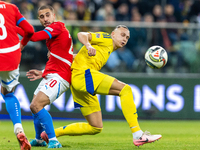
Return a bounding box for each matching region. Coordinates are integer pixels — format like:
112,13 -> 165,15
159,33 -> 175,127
112,41 -> 118,51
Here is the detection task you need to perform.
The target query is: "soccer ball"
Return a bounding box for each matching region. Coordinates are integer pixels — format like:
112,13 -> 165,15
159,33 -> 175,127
145,45 -> 168,69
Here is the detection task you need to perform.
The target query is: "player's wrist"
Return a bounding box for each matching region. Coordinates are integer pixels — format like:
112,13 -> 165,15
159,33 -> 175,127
85,43 -> 91,49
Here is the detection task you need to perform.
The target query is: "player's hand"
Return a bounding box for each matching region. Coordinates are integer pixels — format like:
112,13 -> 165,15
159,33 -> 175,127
47,51 -> 50,59
73,54 -> 77,61
26,69 -> 43,81
87,45 -> 96,56
20,43 -> 25,51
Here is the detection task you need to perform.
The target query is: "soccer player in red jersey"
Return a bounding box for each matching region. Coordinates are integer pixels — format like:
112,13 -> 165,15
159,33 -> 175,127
17,5 -> 73,148
0,1 -> 34,150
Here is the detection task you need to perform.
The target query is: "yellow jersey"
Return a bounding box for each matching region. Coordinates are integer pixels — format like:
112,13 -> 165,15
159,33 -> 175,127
71,32 -> 114,71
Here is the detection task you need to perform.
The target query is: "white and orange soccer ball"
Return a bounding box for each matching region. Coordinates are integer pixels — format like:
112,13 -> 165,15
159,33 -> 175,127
145,45 -> 168,69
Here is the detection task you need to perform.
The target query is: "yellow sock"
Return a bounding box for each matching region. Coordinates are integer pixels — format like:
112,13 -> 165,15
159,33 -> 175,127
119,84 -> 141,133
55,122 -> 102,137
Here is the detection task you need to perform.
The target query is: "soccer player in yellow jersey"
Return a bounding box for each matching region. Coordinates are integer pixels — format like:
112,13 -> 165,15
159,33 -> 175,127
34,25 -> 162,147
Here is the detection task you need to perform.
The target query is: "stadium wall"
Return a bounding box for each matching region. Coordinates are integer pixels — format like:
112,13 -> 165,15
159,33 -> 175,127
0,72 -> 200,120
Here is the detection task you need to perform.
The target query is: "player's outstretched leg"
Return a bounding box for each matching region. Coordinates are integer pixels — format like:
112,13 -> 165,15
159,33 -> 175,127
133,131 -> 162,147
118,84 -> 162,146
16,128 -> 31,150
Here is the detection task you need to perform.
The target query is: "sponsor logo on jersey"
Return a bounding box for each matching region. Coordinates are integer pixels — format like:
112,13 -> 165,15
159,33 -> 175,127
103,33 -> 111,38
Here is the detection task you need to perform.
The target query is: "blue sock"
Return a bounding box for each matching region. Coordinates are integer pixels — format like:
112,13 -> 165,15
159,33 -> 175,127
34,108 -> 56,139
32,113 -> 44,140
2,92 -> 21,125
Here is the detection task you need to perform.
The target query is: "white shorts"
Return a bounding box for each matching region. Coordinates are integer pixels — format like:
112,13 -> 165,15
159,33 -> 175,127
34,73 -> 70,104
0,68 -> 20,92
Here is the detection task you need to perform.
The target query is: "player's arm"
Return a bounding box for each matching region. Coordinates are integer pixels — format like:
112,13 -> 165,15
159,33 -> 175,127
16,26 -> 50,42
15,7 -> 34,49
17,20 -> 34,50
77,32 -> 96,56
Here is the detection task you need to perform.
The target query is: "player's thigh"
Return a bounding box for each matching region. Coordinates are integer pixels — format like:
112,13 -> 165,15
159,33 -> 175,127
31,91 -> 50,108
108,79 -> 126,95
0,68 -> 20,93
34,74 -> 70,104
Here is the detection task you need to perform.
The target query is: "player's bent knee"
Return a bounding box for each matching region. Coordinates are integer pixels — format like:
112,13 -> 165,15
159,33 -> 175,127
30,102 -> 41,113
91,126 -> 103,135
30,103 -> 35,112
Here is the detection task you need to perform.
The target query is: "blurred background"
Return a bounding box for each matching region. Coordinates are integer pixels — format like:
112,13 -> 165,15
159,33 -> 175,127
1,0 -> 200,120
9,0 -> 200,74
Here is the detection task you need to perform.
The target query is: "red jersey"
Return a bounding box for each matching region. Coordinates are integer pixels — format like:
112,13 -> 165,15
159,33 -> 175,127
43,22 -> 73,84
0,1 -> 34,71
17,21 -> 73,83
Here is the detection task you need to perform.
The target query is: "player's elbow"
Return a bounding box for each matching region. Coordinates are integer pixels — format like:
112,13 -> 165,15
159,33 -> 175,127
77,32 -> 84,40
26,25 -> 34,37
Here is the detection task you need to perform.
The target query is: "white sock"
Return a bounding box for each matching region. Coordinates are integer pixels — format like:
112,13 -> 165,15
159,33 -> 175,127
132,130 -> 143,140
14,123 -> 23,134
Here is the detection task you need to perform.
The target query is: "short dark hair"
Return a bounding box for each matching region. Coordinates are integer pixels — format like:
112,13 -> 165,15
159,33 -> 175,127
38,5 -> 54,13
114,25 -> 129,30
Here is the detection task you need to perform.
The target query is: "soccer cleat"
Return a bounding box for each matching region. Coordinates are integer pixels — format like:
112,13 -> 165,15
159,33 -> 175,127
17,132 -> 31,150
48,140 -> 62,148
133,131 -> 162,147
30,139 -> 47,147
40,131 -> 49,144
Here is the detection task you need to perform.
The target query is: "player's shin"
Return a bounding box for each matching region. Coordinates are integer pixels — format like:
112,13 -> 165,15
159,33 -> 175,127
2,92 -> 22,125
35,108 -> 56,140
32,113 -> 45,140
55,123 -> 102,137
119,85 -> 142,138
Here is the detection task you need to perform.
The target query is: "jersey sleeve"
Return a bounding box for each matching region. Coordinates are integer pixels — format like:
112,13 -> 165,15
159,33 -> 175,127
14,5 -> 25,25
90,32 -> 109,44
43,22 -> 62,39
16,26 -> 50,42
14,5 -> 34,46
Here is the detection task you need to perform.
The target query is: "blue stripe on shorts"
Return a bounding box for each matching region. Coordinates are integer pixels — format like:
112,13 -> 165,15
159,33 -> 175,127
85,69 -> 95,95
74,102 -> 83,108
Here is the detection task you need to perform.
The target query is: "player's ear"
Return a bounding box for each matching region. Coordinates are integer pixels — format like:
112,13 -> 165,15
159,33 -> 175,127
111,31 -> 115,38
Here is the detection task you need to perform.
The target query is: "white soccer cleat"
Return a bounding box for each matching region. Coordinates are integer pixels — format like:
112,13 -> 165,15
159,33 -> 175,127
133,131 -> 162,147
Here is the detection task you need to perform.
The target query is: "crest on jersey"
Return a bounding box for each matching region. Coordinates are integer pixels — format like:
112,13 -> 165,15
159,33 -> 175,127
96,33 -> 100,38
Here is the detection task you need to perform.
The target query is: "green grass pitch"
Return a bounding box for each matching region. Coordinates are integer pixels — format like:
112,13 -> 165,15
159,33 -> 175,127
0,120 -> 200,150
